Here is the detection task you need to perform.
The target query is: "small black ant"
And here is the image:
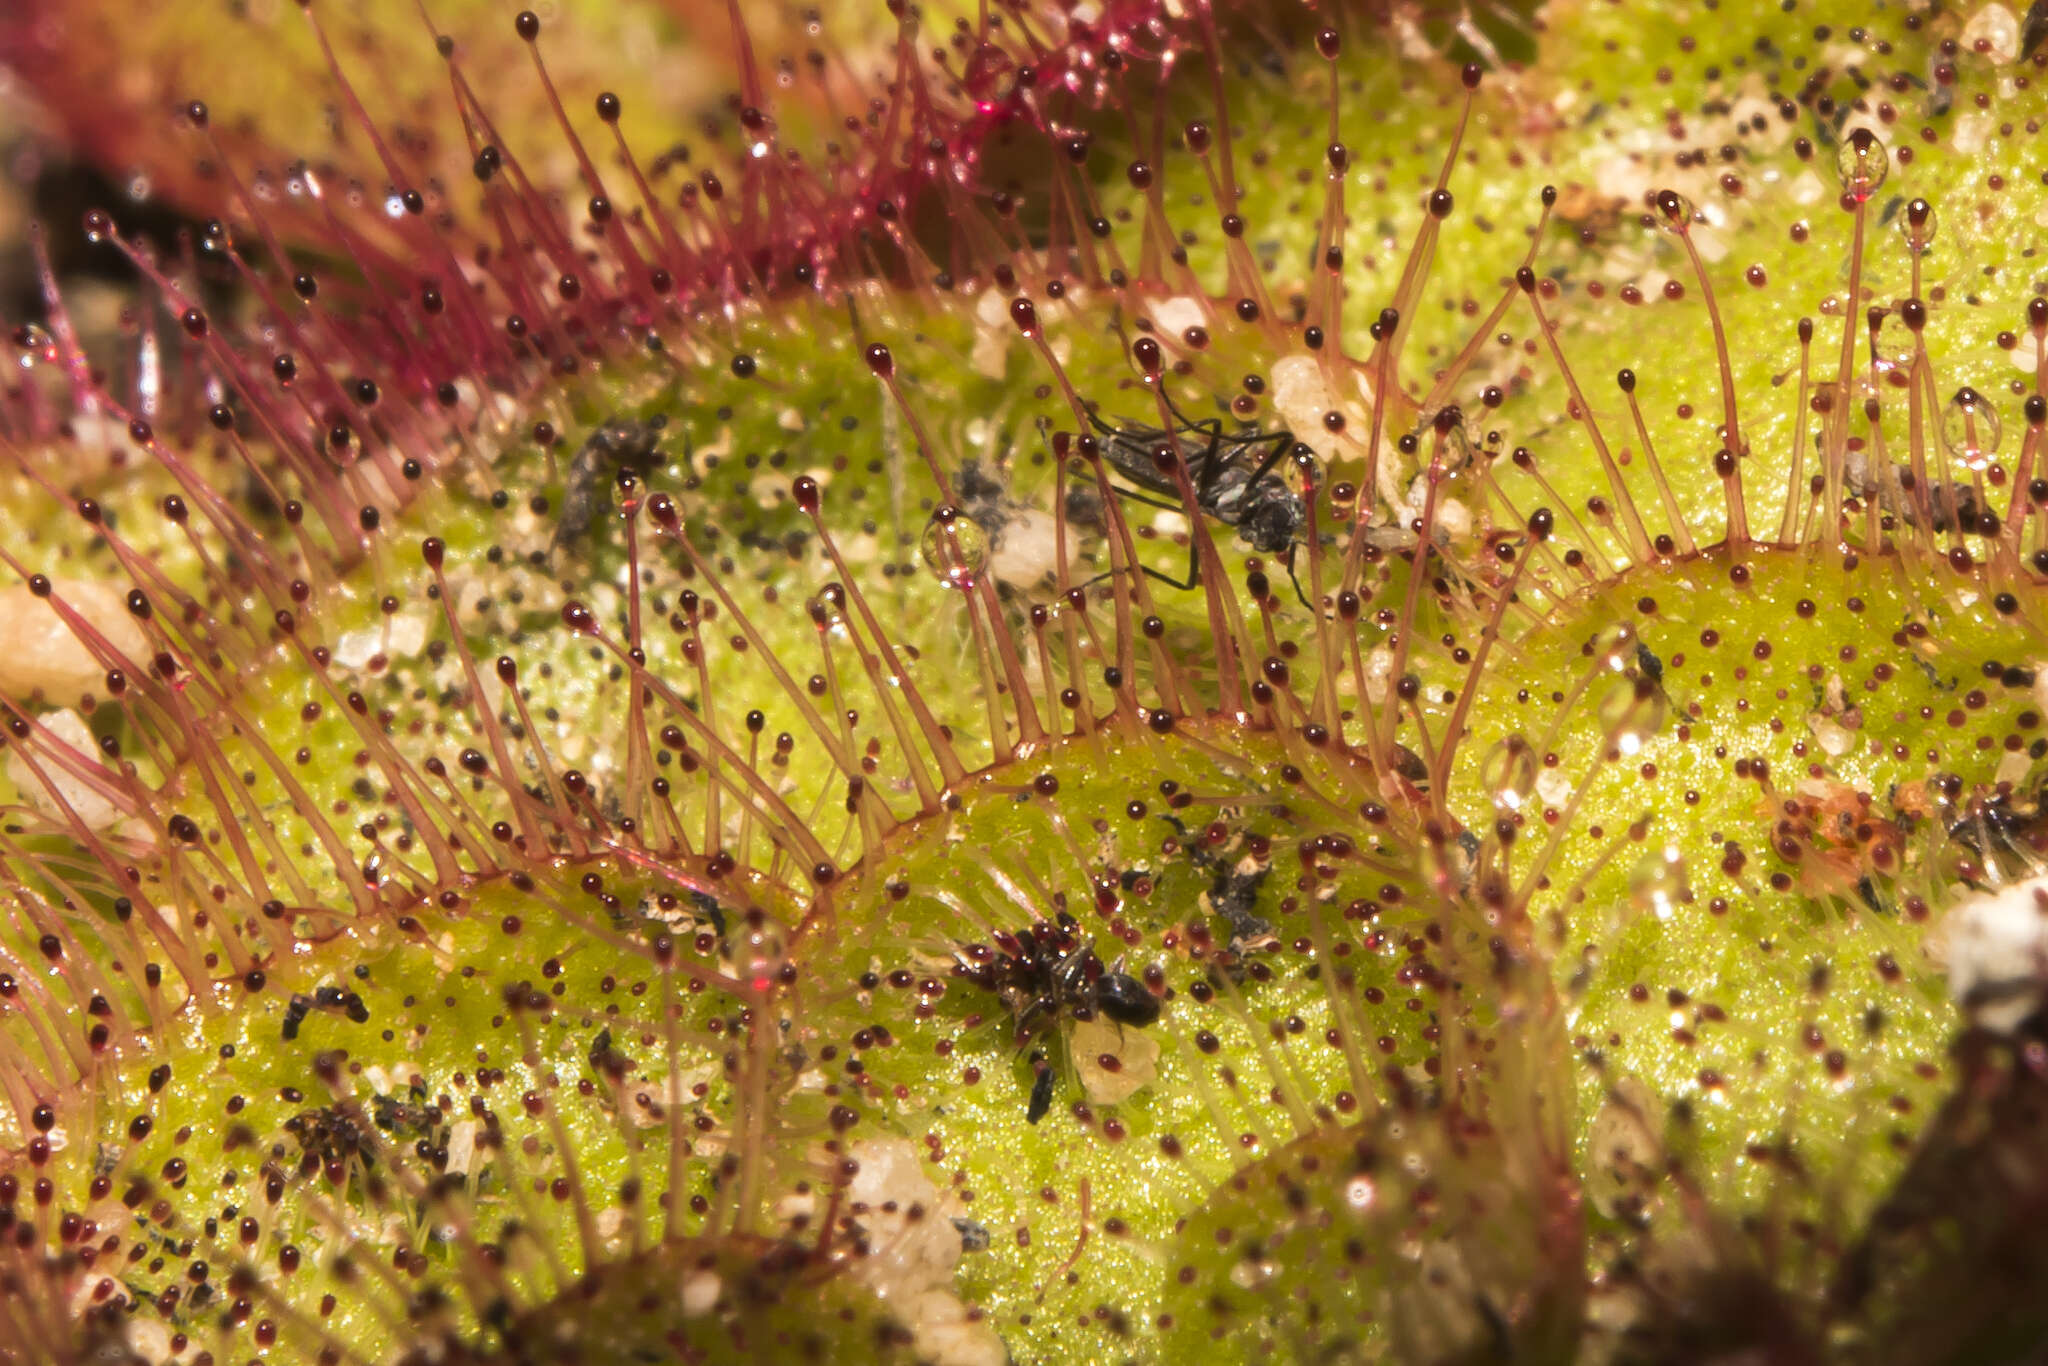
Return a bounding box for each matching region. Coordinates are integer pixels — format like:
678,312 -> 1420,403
953,911 -> 1161,1121
551,413 -> 669,559
1082,394 -> 1317,605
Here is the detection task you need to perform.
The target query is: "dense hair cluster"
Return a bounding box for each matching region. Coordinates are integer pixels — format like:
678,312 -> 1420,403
2,1 -> 2048,1362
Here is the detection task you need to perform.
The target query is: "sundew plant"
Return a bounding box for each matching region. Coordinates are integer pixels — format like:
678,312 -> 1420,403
2,0 -> 2048,1362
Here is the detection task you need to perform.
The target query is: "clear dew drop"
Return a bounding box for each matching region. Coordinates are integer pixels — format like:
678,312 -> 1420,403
961,43 -> 1018,110
1941,387 -> 2002,469
807,582 -> 849,631
1425,416 -> 1476,474
732,916 -> 788,995
1654,188 -> 1695,231
1628,845 -> 1690,921
1835,128 -> 1889,203
12,323 -> 56,370
1899,197 -> 1938,254
1596,676 -> 1667,755
1594,622 -> 1639,673
1479,735 -> 1539,813
919,507 -> 990,590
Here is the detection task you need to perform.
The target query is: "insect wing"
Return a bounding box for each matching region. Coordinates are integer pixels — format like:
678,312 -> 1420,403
1098,421 -> 1179,497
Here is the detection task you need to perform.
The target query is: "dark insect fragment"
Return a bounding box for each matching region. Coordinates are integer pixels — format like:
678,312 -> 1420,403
956,457 -> 1022,542
282,985 -> 369,1040
552,414 -> 669,557
1025,1058 -> 1055,1125
689,889 -> 728,937
1165,813 -> 1275,954
1846,450 -> 1988,535
588,1027 -> 634,1080
1095,970 -> 1162,1027
370,1092 -> 440,1140
284,1106 -> 373,1170
1945,789 -> 2048,875
315,984 -> 371,1022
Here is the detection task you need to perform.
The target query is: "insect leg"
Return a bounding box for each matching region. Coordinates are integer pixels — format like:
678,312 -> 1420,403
1157,386 -> 1297,444
1244,430 -> 1298,490
1084,407 -> 1171,447
1154,388 -> 1228,442
1189,421 -> 1228,509
1074,469 -> 1213,593
1281,542 -> 1314,611
1075,559 -> 1202,597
